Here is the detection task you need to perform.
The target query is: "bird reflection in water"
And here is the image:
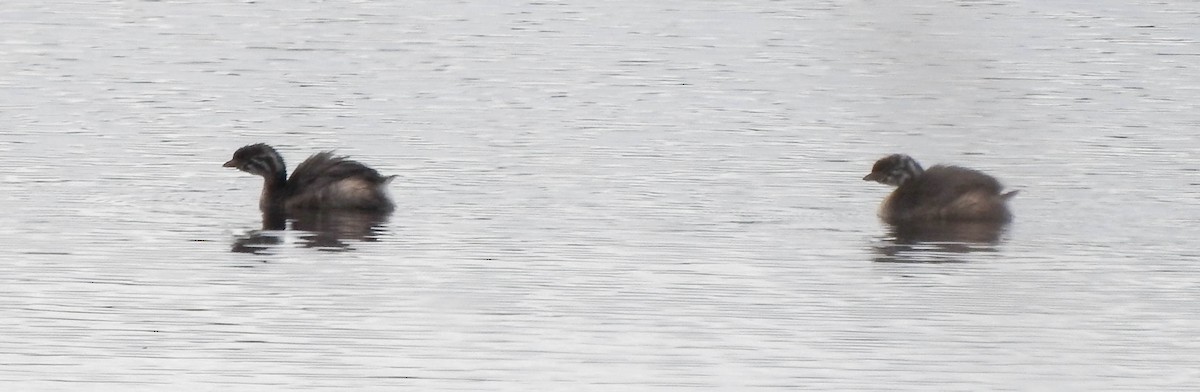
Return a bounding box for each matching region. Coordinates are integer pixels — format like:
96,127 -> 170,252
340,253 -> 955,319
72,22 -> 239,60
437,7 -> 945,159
231,209 -> 391,254
872,220 -> 1010,263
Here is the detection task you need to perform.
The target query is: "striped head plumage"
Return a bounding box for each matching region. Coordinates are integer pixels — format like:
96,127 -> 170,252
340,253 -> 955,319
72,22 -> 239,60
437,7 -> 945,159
863,154 -> 924,187
223,143 -> 287,182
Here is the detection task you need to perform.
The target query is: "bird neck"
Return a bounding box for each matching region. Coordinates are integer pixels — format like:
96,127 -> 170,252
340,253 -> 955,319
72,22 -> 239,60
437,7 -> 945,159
259,169 -> 289,210
269,169 -> 287,188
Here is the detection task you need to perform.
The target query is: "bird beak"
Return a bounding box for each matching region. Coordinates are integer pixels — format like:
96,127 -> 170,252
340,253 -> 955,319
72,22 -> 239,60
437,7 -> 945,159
223,159 -> 237,168
863,173 -> 878,182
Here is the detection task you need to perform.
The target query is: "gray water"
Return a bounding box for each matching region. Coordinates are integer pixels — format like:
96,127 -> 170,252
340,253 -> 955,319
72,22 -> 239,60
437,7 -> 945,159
2,1 -> 1199,390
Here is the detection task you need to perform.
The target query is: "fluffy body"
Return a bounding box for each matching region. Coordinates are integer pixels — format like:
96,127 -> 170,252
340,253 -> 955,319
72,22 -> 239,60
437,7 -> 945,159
224,144 -> 395,212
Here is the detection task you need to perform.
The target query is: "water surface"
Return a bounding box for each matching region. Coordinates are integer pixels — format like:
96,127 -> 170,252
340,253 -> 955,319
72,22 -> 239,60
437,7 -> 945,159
1,1 -> 1198,390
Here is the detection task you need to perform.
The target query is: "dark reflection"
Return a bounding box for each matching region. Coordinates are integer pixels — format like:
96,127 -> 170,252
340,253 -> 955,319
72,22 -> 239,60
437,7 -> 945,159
872,221 -> 1010,263
232,209 -> 391,254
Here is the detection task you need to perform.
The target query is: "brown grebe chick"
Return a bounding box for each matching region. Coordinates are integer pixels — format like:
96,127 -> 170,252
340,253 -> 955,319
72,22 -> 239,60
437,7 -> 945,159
223,143 -> 395,212
863,154 -> 1016,224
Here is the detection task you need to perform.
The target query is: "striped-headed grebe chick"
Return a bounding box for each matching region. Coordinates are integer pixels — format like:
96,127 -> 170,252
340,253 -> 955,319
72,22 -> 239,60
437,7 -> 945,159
224,143 -> 395,212
863,154 -> 1016,224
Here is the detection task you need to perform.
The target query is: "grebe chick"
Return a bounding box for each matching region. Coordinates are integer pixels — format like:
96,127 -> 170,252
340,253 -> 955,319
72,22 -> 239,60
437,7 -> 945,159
863,154 -> 1016,224
224,143 -> 395,212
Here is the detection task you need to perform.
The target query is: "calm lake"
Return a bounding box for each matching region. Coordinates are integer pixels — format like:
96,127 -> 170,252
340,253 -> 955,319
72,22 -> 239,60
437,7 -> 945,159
1,0 -> 1198,390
